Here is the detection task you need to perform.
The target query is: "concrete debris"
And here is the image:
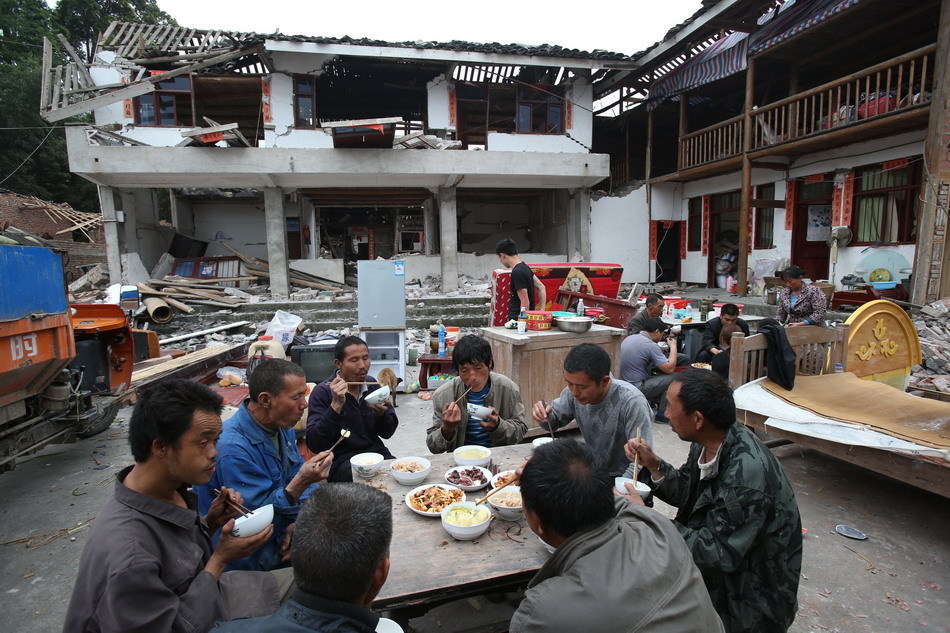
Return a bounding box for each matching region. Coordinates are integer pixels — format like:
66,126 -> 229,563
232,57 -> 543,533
909,301 -> 950,393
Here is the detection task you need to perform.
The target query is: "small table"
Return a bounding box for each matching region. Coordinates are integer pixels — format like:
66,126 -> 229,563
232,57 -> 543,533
418,353 -> 456,390
369,445 -> 545,620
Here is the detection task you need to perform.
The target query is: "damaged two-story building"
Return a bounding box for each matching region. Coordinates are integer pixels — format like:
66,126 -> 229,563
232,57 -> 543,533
588,0 -> 949,304
41,22 -> 639,294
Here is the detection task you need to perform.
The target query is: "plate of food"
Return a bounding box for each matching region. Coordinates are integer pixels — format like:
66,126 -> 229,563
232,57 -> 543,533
490,470 -> 518,489
691,362 -> 712,370
444,466 -> 492,491
405,484 -> 466,517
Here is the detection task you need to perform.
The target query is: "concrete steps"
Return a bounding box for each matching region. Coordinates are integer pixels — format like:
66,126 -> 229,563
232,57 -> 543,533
150,295 -> 493,336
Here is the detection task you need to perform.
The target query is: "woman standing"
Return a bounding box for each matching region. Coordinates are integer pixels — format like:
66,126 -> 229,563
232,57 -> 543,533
776,265 -> 827,326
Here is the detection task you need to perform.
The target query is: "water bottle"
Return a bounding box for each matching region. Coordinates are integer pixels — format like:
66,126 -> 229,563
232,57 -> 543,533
834,363 -> 844,374
517,308 -> 528,333
438,326 -> 446,357
576,299 -> 586,317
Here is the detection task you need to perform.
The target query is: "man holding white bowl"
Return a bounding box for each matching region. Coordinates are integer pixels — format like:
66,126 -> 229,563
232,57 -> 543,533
426,335 -> 527,453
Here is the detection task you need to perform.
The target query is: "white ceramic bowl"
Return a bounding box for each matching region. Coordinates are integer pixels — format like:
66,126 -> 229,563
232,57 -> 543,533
453,445 -> 492,467
364,385 -> 391,405
532,437 -> 554,450
490,470 -> 518,489
614,477 -> 651,498
441,501 -> 492,541
231,503 -> 274,538
376,617 -> 405,633
351,452 -> 385,479
466,403 -> 492,420
405,484 -> 466,517
487,485 -> 524,521
389,456 -> 431,486
444,465 -> 492,491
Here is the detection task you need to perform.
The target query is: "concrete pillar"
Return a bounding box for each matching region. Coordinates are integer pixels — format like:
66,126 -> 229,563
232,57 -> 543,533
567,189 -> 591,261
437,187 -> 459,292
97,185 -> 122,285
423,197 -> 437,255
120,190 -> 137,251
264,187 -> 290,298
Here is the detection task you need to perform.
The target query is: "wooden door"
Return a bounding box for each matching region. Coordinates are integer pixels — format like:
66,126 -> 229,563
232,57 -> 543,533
791,179 -> 834,280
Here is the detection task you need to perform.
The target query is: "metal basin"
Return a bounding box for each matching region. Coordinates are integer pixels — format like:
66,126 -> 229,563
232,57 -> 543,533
554,316 -> 594,333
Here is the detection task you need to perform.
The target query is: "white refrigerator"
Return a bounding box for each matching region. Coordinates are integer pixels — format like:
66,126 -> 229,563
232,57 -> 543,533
357,260 -> 406,381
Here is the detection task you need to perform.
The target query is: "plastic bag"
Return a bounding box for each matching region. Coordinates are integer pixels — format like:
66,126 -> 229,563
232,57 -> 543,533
216,366 -> 246,386
264,310 -> 303,349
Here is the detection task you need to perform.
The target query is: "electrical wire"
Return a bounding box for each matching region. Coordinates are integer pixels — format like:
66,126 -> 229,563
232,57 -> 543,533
0,126 -> 56,186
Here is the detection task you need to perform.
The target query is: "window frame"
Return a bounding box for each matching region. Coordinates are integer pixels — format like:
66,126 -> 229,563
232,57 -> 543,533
515,84 -> 565,134
754,183 -> 776,249
850,160 -> 921,245
293,74 -> 317,128
134,75 -> 194,127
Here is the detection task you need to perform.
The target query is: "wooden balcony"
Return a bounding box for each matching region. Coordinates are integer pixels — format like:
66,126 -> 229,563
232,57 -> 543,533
665,44 -> 935,180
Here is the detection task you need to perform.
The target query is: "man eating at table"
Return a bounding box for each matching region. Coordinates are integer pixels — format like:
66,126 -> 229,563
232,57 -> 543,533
427,334 -> 527,453
212,483 -> 393,633
510,439 -> 724,633
196,359 -> 333,572
624,371 -> 802,633
307,336 -> 399,481
64,379 -> 288,633
532,343 -> 652,481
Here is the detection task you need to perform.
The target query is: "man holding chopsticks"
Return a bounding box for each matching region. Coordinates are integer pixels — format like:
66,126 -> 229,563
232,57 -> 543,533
307,336 -> 399,481
426,334 -> 527,453
196,359 -> 333,572
64,379 -> 288,633
624,371 -> 802,633
532,343 -> 653,481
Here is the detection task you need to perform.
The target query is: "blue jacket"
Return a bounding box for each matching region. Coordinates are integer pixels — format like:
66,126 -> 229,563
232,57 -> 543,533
196,401 -> 317,571
212,590 -> 379,633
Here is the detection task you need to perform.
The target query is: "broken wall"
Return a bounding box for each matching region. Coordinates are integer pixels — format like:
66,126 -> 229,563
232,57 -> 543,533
590,191 -> 650,282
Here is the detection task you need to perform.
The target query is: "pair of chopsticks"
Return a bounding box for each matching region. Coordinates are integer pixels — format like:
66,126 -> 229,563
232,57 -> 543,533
453,385 -> 473,406
346,381 -> 380,385
475,473 -> 521,505
327,428 -> 350,453
215,488 -> 252,518
632,429 -> 641,480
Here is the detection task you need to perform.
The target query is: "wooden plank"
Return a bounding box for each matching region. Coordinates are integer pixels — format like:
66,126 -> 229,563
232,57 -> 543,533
371,444 -> 547,613
41,80 -> 154,123
132,340 -> 251,387
40,38 -> 52,111
180,122 -> 240,138
740,410 -> 950,499
56,33 -> 94,87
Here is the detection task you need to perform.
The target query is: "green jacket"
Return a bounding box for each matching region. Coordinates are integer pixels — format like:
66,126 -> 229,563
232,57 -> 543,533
426,373 -> 526,453
654,422 -> 802,633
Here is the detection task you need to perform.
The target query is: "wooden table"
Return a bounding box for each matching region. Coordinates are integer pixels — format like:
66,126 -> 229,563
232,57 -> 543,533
480,325 -> 625,436
369,445 -> 546,618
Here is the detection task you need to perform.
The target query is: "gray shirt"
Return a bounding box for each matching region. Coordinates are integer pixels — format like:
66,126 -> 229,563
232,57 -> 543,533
618,332 -> 668,386
64,466 -> 277,633
540,380 -> 653,478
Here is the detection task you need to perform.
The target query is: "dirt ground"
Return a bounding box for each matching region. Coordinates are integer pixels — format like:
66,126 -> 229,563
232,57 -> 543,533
1,386 -> 947,633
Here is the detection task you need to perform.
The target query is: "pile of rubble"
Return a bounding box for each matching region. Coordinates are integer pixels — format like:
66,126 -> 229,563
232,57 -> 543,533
909,298 -> 950,393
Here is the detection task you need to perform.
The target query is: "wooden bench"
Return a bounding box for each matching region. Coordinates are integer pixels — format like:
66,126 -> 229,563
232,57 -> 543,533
727,325 -> 849,389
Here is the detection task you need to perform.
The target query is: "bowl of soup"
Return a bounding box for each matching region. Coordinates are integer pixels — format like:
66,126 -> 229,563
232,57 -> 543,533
452,445 -> 492,467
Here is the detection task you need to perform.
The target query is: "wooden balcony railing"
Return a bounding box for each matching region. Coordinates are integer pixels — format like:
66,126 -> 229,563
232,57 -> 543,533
679,114 -> 744,170
676,44 -> 936,171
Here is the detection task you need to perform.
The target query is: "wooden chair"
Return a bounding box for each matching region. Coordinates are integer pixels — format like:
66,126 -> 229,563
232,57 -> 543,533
727,325 -> 849,389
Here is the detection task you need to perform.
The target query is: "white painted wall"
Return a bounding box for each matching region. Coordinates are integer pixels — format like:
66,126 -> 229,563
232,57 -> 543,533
567,80 -> 593,149
290,259 -> 345,284
399,252 -> 566,283
487,133 -> 587,153
590,190 -> 650,282
193,202 -> 268,259
427,74 -> 452,131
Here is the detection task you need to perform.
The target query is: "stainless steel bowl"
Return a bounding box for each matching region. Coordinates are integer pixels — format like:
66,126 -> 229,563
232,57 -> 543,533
554,316 -> 594,333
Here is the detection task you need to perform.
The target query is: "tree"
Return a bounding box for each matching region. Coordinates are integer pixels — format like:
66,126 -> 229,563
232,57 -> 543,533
0,0 -> 54,65
55,0 -> 174,61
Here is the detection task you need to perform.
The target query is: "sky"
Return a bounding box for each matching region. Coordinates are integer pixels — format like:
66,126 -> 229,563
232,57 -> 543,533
152,0 -> 704,57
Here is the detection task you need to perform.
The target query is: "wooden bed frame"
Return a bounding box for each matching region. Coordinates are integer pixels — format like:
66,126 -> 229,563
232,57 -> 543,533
727,325 -> 950,499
